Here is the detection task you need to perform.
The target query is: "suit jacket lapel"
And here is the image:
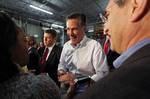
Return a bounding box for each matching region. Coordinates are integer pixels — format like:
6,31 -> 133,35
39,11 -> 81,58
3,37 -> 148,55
47,45 -> 57,62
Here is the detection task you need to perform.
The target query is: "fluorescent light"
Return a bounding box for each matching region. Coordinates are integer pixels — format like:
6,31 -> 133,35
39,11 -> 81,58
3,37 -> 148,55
88,29 -> 94,32
34,34 -> 39,38
30,5 -> 53,15
42,27 -> 50,30
51,24 -> 64,28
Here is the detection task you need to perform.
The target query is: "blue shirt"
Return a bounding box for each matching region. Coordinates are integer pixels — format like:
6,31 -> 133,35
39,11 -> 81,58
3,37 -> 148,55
114,38 -> 150,69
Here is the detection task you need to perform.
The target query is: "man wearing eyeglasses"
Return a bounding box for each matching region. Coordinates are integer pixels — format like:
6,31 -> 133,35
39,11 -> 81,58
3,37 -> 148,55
75,0 -> 150,99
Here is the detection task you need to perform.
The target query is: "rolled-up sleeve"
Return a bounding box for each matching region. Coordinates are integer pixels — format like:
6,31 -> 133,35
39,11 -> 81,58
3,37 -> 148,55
91,42 -> 109,81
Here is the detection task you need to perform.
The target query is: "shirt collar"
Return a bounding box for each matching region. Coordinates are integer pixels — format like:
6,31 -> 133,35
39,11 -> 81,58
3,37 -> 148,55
114,38 -> 150,69
28,47 -> 32,51
47,43 -> 55,50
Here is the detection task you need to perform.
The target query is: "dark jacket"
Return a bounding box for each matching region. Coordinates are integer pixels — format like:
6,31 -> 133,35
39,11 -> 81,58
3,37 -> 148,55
38,45 -> 62,87
27,47 -> 40,74
75,44 -> 150,99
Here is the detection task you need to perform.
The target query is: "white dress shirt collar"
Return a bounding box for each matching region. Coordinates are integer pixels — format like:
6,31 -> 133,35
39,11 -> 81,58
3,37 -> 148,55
69,36 -> 87,48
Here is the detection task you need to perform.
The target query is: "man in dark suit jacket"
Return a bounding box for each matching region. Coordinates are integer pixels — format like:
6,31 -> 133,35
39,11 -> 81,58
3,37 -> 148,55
26,36 -> 40,74
74,0 -> 150,99
38,29 -> 62,87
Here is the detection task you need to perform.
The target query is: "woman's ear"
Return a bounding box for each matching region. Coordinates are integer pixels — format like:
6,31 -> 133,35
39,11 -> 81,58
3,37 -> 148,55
131,0 -> 148,22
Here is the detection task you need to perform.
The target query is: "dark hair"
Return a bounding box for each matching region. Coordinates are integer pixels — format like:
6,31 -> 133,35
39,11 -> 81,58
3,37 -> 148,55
0,11 -> 18,51
66,12 -> 86,26
44,29 -> 57,38
26,36 -> 36,46
0,11 -> 19,83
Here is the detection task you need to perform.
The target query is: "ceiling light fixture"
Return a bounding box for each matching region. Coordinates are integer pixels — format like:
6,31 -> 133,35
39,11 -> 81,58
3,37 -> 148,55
51,24 -> 64,28
88,29 -> 94,32
29,5 -> 53,15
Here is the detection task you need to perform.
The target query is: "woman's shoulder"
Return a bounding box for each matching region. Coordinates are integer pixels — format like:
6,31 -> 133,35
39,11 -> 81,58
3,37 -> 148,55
0,73 -> 61,99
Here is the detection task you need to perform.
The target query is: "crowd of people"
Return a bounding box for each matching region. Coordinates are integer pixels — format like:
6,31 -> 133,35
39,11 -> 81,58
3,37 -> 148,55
0,11 -> 61,99
1,0 -> 150,99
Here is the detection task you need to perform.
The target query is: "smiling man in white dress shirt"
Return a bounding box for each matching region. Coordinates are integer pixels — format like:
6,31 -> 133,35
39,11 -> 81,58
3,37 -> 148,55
58,12 -> 109,99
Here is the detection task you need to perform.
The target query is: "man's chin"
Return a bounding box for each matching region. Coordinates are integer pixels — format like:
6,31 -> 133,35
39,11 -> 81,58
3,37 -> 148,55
71,41 -> 77,46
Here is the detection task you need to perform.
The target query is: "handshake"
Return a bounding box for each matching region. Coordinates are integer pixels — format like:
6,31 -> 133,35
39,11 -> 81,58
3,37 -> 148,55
58,70 -> 91,85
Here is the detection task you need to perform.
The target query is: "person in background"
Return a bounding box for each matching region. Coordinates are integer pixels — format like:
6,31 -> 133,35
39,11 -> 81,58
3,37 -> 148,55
58,12 -> 109,99
0,11 -> 61,99
40,41 -> 44,47
103,36 -> 120,70
26,36 -> 40,74
38,41 -> 44,50
74,0 -> 150,99
38,41 -> 45,57
38,29 -> 62,87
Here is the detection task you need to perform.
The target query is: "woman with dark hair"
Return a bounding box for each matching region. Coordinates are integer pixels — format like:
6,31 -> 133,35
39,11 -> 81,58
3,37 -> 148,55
0,11 -> 61,99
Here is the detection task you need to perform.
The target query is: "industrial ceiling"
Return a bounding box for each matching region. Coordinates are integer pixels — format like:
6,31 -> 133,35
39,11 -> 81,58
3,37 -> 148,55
0,0 -> 108,28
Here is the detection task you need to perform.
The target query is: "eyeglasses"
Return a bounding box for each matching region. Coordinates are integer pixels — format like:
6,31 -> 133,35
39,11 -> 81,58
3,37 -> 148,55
99,13 -> 108,23
101,15 -> 107,23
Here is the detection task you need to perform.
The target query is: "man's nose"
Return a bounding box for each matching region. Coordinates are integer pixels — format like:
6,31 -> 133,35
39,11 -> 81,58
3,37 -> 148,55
103,28 -> 108,35
69,30 -> 75,36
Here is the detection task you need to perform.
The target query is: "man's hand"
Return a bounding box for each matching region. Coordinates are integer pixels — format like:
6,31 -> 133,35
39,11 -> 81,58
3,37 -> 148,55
58,72 -> 75,85
58,72 -> 76,99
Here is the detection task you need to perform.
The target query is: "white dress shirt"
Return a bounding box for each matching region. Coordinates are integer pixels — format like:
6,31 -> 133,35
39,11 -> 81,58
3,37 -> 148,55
46,43 -> 55,61
58,36 -> 109,81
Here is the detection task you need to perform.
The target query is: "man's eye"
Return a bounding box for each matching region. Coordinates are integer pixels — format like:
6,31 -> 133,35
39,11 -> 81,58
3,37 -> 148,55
66,28 -> 70,31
